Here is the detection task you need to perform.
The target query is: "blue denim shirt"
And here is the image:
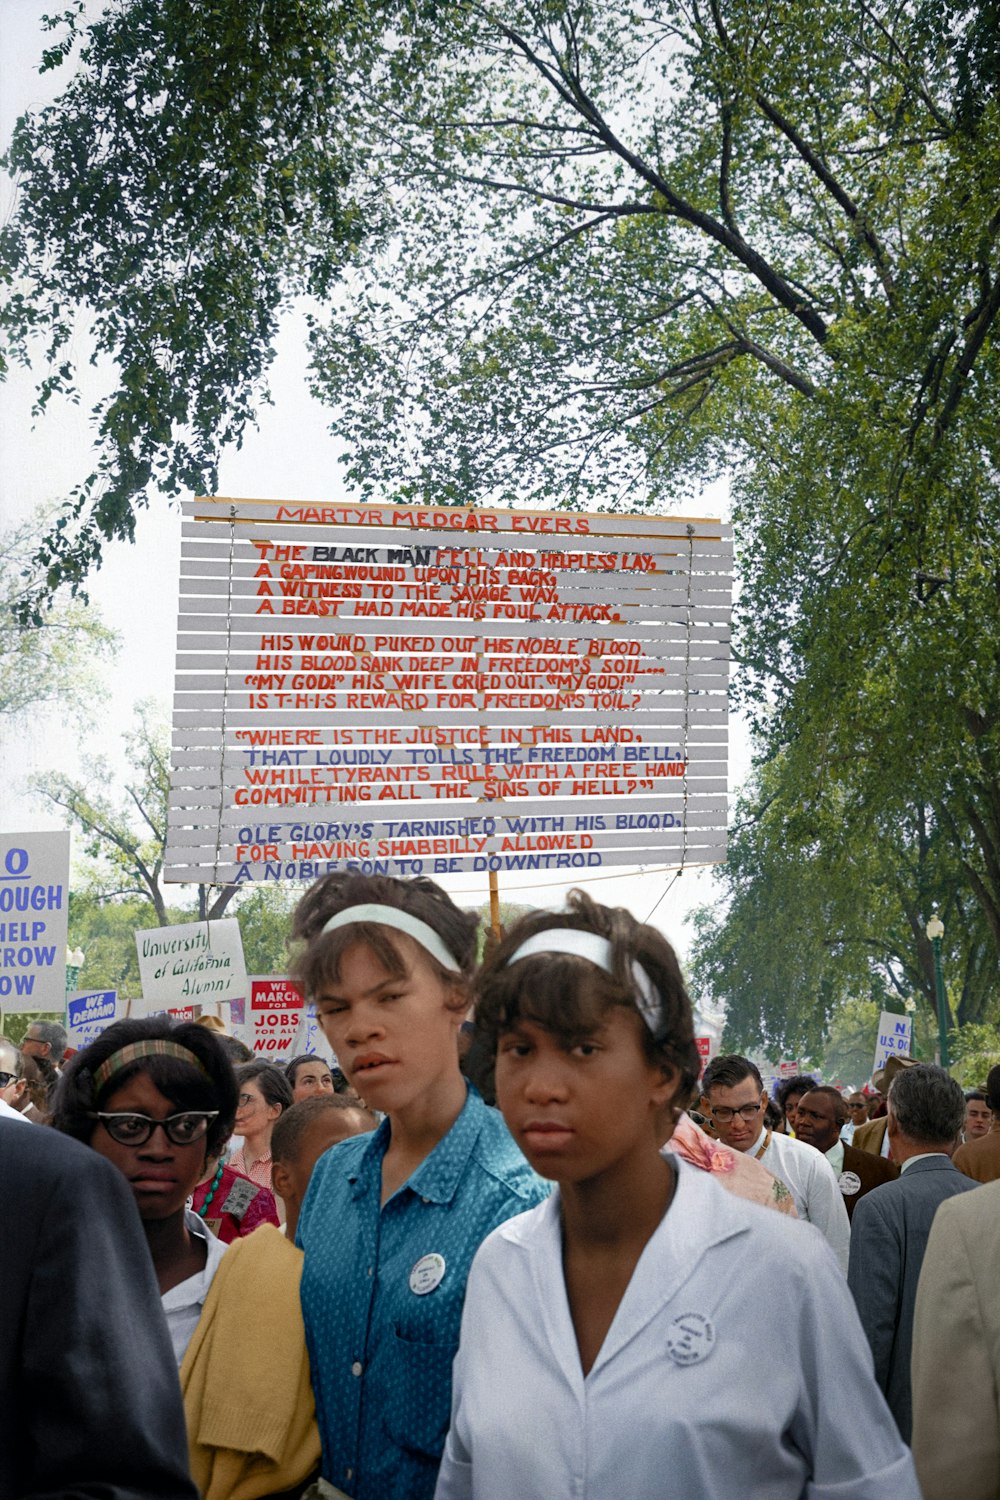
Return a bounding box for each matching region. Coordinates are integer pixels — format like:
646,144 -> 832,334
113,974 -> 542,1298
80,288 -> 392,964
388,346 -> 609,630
298,1083 -> 547,1500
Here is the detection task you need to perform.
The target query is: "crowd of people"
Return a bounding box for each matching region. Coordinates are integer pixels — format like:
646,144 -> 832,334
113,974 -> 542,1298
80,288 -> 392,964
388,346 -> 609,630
2,872 -> 999,1499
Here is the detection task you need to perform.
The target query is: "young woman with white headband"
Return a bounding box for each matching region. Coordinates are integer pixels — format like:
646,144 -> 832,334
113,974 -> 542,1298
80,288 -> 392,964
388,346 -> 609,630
289,872 -> 547,1500
434,891 -> 920,1500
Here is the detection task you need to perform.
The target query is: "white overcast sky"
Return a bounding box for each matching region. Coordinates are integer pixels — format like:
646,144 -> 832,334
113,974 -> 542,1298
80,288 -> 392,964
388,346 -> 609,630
0,0 -> 749,975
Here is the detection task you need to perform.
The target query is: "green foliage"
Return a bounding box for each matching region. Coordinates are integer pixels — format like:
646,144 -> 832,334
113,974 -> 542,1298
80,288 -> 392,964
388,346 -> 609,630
820,997 -> 936,1087
6,1 -> 1000,980
0,509 -> 117,721
2,0 -> 381,618
30,699 -> 237,925
691,755 -> 997,1057
234,883 -> 301,977
948,1020 -> 1000,1086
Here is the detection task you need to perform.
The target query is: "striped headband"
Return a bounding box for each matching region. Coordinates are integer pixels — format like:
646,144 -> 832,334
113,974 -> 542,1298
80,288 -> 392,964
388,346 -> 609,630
320,904 -> 462,974
93,1040 -> 210,1093
505,928 -> 662,1034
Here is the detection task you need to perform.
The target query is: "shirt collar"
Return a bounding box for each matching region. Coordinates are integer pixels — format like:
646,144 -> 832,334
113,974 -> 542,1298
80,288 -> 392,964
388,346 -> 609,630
346,1082 -> 484,1204
825,1140 -> 845,1174
900,1150 -> 951,1172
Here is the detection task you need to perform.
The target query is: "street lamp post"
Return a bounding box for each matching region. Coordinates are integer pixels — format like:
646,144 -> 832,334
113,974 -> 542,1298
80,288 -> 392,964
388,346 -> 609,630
925,913 -> 949,1069
65,946 -> 85,998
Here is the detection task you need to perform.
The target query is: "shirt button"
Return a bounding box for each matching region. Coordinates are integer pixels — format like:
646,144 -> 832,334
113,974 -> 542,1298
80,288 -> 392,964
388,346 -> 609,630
367,1266 -> 373,1277
345,1469 -> 353,1482
422,1197 -> 431,1205
351,1360 -> 363,1377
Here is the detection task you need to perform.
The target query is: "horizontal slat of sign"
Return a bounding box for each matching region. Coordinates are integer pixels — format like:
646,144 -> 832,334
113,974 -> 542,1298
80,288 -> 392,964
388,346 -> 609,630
179,599 -> 731,625
168,757 -> 728,785
164,812 -> 728,852
179,558 -> 736,595
170,708 -> 727,731
165,783 -> 731,816
167,723 -> 728,747
171,679 -> 729,710
165,791 -> 729,830
174,642 -> 730,671
172,660 -> 731,684
167,760 -> 727,786
174,616 -> 730,640
163,846 -> 732,877
179,521 -> 734,562
174,632 -> 732,656
167,747 -> 720,771
167,786 -> 731,810
180,534 -> 733,565
178,574 -> 730,606
181,496 -> 732,535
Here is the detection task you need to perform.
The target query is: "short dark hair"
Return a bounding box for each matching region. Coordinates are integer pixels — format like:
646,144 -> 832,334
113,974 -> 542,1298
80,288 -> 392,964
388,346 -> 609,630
51,1016 -> 238,1158
474,890 -> 699,1101
802,1085 -> 848,1125
285,1053 -> 330,1088
271,1093 -> 377,1165
26,1019 -> 67,1056
290,872 -> 478,1003
235,1060 -> 294,1113
888,1064 -> 966,1145
701,1055 -> 763,1095
986,1064 -> 1000,1113
965,1089 -> 988,1104
777,1075 -> 819,1111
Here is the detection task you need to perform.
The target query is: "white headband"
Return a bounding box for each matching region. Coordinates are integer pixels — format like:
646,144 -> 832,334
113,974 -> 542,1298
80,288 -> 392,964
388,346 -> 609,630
320,904 -> 462,974
505,928 -> 661,1034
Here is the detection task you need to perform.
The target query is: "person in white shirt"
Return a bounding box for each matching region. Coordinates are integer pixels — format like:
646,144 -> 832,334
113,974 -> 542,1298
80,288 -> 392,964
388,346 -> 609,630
701,1055 -> 851,1273
0,1039 -> 31,1122
434,892 -> 919,1500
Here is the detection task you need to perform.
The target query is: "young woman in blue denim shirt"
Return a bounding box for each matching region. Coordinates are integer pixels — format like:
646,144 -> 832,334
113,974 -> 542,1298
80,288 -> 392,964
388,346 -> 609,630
291,872 -> 546,1500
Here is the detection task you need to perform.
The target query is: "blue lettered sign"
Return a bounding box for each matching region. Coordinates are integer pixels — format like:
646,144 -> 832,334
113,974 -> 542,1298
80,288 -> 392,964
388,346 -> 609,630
0,833 -> 70,1011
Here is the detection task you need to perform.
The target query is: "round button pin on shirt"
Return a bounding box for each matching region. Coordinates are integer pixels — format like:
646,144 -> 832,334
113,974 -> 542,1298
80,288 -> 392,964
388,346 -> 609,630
409,1252 -> 446,1295
839,1170 -> 862,1196
666,1312 -> 715,1367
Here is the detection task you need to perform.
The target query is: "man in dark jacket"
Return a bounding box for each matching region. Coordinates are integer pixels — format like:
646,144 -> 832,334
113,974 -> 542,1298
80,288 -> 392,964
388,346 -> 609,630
846,1065 -> 976,1442
794,1086 -> 899,1221
0,1119 -> 198,1499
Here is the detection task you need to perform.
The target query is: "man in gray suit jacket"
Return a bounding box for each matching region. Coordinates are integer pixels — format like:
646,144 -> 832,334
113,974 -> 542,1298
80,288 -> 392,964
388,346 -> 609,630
847,1064 -> 975,1442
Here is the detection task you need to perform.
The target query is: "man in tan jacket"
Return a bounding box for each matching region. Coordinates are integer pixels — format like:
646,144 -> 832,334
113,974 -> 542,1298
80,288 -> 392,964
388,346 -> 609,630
952,1064 -> 1000,1183
911,1178 -> 1000,1499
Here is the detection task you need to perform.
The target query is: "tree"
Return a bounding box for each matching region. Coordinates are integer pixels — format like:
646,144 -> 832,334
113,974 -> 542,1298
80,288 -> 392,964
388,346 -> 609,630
0,510 -> 116,722
30,699 -> 238,924
6,0 -> 1000,959
689,755 -> 998,1058
1,0 -> 382,618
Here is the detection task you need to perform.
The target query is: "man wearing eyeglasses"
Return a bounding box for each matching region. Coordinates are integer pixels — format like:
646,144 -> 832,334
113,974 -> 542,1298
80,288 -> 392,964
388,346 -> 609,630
0,1039 -> 30,1122
701,1055 -> 851,1273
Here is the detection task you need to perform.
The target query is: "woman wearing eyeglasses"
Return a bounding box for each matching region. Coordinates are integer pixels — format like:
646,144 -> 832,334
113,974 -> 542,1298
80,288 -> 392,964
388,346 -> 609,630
53,1016 -> 322,1497
52,1016 -> 238,1364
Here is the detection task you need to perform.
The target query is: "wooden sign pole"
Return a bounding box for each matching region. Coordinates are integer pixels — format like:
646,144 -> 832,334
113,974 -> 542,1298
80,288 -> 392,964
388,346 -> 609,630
489,868 -> 502,940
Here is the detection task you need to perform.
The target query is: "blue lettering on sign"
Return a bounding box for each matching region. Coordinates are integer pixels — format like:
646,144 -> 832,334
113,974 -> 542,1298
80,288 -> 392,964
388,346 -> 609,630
0,974 -> 35,996
68,991 -> 117,1026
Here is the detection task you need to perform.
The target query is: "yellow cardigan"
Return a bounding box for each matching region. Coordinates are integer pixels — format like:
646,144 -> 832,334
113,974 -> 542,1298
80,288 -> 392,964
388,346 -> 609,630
180,1225 -> 321,1500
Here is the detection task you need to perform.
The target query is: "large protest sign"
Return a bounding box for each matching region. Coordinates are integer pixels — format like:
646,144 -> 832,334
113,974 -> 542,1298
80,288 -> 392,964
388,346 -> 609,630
873,1011 -> 912,1076
0,832 -> 70,1009
164,498 -> 732,884
67,989 -> 118,1049
135,917 -> 248,1005
248,975 -> 304,1058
